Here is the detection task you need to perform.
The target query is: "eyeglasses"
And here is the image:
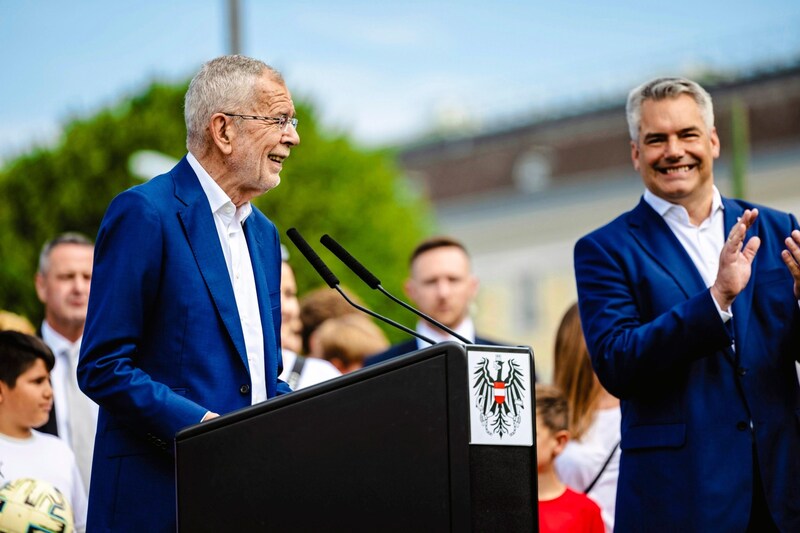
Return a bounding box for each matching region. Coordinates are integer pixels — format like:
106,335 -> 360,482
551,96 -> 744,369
223,113 -> 299,131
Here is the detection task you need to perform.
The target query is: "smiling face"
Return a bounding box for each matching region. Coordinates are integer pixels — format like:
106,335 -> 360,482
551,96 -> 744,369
226,72 -> 300,203
0,358 -> 53,438
631,94 -> 720,213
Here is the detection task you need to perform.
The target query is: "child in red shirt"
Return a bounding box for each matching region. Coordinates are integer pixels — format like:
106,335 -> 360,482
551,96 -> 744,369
536,384 -> 604,533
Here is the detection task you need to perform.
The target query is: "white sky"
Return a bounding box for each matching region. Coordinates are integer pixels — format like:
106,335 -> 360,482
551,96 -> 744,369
2,0 -> 799,162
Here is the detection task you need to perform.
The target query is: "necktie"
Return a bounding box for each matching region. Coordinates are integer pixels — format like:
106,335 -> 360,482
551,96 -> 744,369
62,346 -> 95,490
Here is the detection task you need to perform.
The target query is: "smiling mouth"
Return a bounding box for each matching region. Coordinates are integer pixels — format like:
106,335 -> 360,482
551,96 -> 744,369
658,164 -> 696,175
268,154 -> 286,165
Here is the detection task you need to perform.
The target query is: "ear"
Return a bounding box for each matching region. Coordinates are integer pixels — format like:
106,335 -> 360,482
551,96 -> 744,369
630,140 -> 641,172
209,113 -> 235,155
552,429 -> 570,458
34,273 -> 47,304
710,126 -> 721,159
403,277 -> 416,302
467,274 -> 479,300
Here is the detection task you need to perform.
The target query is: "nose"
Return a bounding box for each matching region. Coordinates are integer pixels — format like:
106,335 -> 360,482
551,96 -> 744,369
664,136 -> 685,160
282,123 -> 300,147
73,276 -> 91,294
435,279 -> 452,299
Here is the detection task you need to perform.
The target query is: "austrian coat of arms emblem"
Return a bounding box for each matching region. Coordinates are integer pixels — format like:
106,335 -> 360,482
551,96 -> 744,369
472,355 -> 526,438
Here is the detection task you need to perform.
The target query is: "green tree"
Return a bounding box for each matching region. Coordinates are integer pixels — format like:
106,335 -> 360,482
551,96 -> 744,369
0,81 -> 432,341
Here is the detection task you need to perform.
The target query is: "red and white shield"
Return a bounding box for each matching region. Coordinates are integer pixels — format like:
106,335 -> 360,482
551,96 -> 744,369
493,381 -> 506,404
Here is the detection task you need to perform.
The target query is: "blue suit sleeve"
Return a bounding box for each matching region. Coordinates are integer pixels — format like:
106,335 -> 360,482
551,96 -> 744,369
78,189 -> 207,438
574,234 -> 732,400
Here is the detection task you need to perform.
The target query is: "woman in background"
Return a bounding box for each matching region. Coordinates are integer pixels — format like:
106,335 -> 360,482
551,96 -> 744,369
553,302 -> 620,532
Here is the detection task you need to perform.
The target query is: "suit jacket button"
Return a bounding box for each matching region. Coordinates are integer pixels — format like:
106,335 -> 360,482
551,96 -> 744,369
240,384 -> 250,394
736,421 -> 748,431
737,366 -> 747,376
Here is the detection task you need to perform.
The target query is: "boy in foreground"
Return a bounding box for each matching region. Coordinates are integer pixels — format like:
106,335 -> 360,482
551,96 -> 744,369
0,330 -> 87,531
536,384 -> 604,533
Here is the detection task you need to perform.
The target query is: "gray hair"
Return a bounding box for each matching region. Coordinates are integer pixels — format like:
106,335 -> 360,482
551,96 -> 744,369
184,55 -> 284,152
38,232 -> 94,275
625,77 -> 714,142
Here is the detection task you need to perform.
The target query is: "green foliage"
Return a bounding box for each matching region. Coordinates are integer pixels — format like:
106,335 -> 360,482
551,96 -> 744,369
0,81 -> 433,340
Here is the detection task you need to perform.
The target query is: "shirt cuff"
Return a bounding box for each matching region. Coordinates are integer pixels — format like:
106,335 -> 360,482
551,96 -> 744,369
711,292 -> 733,323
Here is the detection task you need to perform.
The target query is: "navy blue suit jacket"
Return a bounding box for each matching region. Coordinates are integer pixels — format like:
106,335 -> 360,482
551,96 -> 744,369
574,196 -> 800,531
363,334 -> 501,367
78,157 -> 290,532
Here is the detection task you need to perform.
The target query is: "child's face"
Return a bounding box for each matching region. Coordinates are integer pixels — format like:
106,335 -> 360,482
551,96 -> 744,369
535,415 -> 566,472
0,359 -> 53,437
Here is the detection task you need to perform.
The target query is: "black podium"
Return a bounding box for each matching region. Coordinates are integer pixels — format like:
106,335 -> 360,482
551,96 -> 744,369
175,342 -> 537,532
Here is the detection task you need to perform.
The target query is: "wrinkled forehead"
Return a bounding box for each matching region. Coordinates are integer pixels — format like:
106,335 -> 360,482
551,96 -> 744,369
254,74 -> 295,113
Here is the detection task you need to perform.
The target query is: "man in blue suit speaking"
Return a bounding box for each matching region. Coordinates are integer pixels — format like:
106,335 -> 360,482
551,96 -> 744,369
574,77 -> 800,531
78,55 -> 299,531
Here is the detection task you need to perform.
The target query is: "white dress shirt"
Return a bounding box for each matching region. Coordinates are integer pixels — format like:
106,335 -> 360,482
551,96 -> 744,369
40,321 -> 98,491
415,317 -> 477,350
644,187 -> 732,322
188,152 -> 267,404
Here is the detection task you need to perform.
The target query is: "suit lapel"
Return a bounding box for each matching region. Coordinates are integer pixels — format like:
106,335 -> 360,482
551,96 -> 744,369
627,198 -> 707,298
243,218 -> 279,387
173,157 -> 249,369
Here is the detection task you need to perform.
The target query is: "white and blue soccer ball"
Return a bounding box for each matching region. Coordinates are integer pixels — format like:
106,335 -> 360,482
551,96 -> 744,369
0,477 -> 74,533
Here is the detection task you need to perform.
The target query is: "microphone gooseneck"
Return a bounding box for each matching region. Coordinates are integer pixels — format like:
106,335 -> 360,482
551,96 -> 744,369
287,228 -> 339,288
320,234 -> 473,345
286,228 -> 436,345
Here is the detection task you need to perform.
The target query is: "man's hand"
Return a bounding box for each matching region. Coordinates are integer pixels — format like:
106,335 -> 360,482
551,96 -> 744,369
711,209 -> 761,311
781,229 -> 800,300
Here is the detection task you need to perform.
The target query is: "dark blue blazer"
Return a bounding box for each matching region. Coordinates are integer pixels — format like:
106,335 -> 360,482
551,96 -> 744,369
574,196 -> 800,532
78,157 -> 290,532
363,334 -> 501,366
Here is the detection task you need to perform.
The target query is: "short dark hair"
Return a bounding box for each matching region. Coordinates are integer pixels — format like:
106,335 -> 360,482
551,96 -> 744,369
409,236 -> 470,266
0,331 -> 55,388
535,384 -> 568,433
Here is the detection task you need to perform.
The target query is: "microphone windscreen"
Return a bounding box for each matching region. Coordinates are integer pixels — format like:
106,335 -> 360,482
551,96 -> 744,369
320,234 -> 381,289
286,228 -> 340,288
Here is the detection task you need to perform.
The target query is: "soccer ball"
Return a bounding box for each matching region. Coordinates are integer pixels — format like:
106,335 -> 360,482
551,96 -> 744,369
0,478 -> 74,533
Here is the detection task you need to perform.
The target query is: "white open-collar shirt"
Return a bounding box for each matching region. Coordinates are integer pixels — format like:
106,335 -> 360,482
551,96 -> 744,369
188,152 -> 266,404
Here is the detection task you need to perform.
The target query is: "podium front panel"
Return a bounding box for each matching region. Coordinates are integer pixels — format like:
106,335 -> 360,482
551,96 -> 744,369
176,342 -> 535,532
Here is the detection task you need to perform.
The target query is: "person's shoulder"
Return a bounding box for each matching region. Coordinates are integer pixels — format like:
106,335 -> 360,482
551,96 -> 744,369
725,198 -> 798,238
303,357 -> 342,379
31,429 -> 69,446
30,430 -> 76,455
248,204 -> 277,229
726,198 -> 795,222
560,487 -> 602,514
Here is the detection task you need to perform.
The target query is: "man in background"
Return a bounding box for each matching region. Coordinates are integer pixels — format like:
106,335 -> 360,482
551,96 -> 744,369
34,232 -> 96,492
78,55 -> 300,530
364,236 -> 499,366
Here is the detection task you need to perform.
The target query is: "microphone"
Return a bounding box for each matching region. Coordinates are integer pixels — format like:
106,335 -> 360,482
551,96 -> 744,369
319,234 -> 473,345
285,228 -> 436,345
